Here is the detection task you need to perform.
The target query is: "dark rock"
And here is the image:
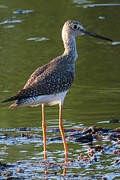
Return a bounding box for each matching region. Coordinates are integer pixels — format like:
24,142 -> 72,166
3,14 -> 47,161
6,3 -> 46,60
74,133 -> 93,143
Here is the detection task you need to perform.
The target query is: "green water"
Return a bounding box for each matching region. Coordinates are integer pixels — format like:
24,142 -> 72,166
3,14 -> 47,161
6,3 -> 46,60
0,0 -> 120,179
0,0 -> 120,128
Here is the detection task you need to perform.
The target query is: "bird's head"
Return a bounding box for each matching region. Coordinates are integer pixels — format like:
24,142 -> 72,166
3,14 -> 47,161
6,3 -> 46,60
62,20 -> 112,42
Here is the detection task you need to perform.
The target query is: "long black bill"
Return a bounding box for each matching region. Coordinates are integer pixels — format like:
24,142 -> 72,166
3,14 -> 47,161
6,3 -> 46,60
82,29 -> 112,42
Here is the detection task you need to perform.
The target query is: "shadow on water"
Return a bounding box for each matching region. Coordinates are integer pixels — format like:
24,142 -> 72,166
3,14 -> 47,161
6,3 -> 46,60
0,0 -> 120,179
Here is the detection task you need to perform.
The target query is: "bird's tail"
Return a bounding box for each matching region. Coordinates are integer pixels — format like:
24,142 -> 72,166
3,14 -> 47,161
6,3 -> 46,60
1,95 -> 19,109
1,95 -> 18,103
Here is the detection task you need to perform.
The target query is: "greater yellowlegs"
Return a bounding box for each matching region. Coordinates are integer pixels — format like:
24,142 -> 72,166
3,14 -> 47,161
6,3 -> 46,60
1,20 -> 112,162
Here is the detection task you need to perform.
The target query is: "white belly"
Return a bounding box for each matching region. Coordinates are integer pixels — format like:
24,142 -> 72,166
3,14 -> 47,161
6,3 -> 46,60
20,91 -> 68,107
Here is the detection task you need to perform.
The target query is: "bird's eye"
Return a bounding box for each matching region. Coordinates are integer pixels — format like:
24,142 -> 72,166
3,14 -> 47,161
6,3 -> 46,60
73,25 -> 78,29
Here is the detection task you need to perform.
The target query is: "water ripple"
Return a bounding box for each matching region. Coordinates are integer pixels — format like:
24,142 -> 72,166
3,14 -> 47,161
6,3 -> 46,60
4,25 -> 15,29
112,42 -> 120,45
13,10 -> 33,14
27,37 -> 49,42
0,19 -> 23,25
74,0 -> 92,5
0,5 -> 8,8
83,3 -> 120,8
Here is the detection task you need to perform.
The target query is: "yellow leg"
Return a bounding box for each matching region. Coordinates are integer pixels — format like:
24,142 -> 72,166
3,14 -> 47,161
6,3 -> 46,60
42,104 -> 47,161
59,103 -> 68,163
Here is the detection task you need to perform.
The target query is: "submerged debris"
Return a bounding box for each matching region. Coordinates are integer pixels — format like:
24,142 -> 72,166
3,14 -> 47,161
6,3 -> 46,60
50,126 -> 120,143
0,132 -> 42,139
0,126 -> 119,179
0,126 -> 120,143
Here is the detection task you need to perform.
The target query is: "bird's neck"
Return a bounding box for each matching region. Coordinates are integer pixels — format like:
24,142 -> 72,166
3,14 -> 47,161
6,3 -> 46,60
63,34 -> 78,61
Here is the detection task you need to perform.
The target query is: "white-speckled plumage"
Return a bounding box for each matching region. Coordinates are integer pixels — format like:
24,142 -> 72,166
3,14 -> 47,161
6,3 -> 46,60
1,20 -> 112,107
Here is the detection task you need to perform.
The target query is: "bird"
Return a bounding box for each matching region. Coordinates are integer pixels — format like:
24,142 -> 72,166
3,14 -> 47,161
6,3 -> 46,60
1,20 -> 112,163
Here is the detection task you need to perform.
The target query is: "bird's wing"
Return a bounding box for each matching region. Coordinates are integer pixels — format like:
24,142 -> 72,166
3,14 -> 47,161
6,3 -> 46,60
16,67 -> 74,100
1,56 -> 74,103
14,55 -> 75,100
23,63 -> 48,89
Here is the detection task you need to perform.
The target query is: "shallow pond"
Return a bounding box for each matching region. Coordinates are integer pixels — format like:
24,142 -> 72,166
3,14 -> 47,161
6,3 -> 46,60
0,0 -> 120,179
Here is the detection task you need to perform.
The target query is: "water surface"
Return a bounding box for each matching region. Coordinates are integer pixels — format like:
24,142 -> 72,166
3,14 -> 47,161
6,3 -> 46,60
0,0 -> 120,179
